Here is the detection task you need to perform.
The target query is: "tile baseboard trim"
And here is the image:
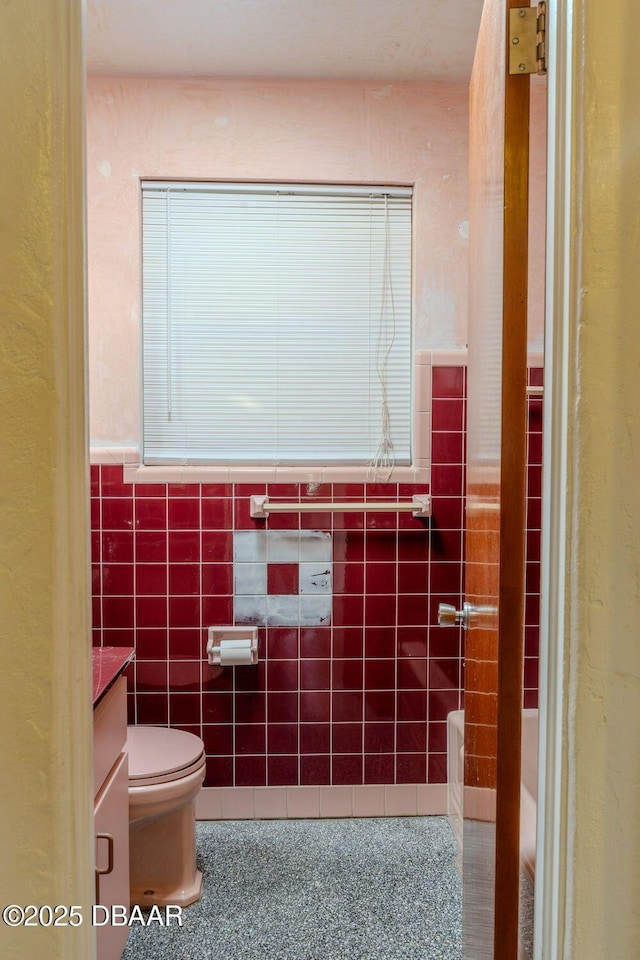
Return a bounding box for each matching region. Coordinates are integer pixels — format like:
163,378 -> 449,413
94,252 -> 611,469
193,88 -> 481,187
430,349 -> 468,367
429,349 -> 544,370
195,783 -> 447,821
90,446 -> 139,465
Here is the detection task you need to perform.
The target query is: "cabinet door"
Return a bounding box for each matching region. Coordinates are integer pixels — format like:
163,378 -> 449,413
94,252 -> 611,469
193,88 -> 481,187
95,752 -> 130,960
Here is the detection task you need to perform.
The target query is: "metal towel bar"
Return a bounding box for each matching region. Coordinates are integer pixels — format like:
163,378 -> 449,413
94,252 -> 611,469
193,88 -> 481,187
250,494 -> 431,519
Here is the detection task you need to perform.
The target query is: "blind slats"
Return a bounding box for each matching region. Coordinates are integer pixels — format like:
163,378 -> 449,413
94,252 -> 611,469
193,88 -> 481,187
142,183 -> 412,465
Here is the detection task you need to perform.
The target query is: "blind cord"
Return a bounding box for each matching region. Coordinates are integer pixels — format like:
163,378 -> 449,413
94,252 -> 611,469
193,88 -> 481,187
166,189 -> 173,421
368,195 -> 397,482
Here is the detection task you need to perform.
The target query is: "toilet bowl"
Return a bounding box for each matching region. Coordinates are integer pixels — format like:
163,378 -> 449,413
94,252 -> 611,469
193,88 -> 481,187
127,725 -> 206,908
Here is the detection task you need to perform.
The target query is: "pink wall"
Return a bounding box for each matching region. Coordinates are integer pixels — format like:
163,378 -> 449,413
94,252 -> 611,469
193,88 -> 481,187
86,76 -> 470,445
527,79 -> 547,354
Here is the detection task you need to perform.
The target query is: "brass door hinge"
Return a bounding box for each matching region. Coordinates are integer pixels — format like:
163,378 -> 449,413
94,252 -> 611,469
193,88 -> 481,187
509,2 -> 547,75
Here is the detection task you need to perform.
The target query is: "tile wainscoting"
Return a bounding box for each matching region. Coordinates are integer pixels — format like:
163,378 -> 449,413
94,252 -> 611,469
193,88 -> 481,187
90,360 -> 541,813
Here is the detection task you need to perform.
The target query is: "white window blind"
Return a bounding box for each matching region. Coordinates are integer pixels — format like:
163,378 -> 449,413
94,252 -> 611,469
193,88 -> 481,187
141,182 -> 413,466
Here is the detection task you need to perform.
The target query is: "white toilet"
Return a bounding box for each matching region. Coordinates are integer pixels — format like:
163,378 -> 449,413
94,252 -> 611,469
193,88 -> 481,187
126,725 -> 206,907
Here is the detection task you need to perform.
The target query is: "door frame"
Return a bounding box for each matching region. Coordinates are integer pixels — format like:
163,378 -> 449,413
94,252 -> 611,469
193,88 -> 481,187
535,0 -> 574,956
37,0 -> 598,957
540,0 -> 640,949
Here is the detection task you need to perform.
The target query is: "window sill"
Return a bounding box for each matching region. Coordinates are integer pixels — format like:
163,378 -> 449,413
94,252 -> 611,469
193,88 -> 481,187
123,461 -> 430,486
88,448 -> 429,485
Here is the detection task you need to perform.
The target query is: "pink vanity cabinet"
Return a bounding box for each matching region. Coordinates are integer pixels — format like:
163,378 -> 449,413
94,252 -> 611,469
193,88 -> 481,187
93,648 -> 134,960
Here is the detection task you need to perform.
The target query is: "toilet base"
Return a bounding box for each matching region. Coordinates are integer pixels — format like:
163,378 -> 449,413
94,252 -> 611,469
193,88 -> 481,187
130,868 -> 202,909
129,773 -> 204,908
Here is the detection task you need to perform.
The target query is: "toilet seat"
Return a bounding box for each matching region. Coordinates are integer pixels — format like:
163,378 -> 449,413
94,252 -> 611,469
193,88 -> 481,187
127,726 -> 206,787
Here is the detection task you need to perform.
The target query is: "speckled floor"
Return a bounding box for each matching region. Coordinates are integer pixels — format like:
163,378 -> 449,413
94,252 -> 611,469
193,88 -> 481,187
122,816 -> 462,960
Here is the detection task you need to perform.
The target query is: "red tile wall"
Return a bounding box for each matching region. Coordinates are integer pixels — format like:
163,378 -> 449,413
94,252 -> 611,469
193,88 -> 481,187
91,365 -> 541,788
524,367 -> 543,709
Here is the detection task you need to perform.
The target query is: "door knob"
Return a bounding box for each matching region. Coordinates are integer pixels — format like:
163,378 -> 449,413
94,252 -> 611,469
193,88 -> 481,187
438,602 -> 472,630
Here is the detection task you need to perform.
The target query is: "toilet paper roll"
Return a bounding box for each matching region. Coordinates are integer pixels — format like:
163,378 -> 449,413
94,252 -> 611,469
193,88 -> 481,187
217,639 -> 255,666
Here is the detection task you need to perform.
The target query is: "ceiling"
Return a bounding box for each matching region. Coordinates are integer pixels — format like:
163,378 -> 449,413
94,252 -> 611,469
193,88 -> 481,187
85,0 -> 484,83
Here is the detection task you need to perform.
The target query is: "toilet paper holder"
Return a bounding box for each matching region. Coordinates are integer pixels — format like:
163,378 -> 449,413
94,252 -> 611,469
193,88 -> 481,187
206,627 -> 259,666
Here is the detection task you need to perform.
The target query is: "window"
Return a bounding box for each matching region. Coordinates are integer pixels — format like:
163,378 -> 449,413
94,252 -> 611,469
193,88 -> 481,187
141,182 -> 412,473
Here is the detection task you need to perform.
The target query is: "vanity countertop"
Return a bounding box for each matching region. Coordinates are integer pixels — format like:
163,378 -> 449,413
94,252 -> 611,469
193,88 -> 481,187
93,646 -> 134,706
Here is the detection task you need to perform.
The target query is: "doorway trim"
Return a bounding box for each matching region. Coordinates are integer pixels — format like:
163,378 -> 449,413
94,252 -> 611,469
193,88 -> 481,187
535,0 -> 574,956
